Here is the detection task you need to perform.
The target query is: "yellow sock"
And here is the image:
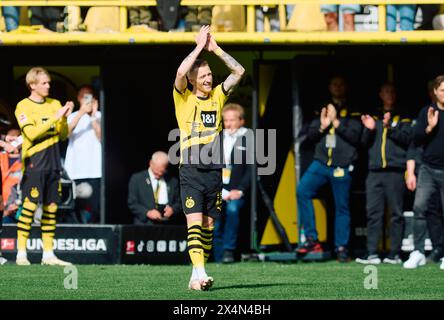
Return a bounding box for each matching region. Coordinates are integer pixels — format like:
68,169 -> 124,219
201,226 -> 214,263
17,198 -> 37,251
187,221 -> 204,268
41,204 -> 57,252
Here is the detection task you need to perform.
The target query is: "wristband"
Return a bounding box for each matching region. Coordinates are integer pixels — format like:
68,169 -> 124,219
214,47 -> 223,56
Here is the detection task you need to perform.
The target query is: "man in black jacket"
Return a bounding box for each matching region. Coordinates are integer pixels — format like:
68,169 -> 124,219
128,151 -> 183,225
405,83 -> 444,264
356,82 -> 412,265
213,103 -> 251,263
297,79 -> 362,262
404,75 -> 444,270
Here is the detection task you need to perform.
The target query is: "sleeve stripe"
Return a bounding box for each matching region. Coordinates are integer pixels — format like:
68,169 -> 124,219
221,83 -> 229,96
174,85 -> 185,95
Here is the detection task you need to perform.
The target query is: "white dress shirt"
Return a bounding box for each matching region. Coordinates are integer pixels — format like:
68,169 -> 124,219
148,168 -> 168,205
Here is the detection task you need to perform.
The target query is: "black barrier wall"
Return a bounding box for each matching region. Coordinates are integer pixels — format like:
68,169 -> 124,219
1,224 -> 188,265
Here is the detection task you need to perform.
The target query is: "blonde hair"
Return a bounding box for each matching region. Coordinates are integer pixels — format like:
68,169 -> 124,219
222,103 -> 245,120
25,67 -> 50,90
187,59 -> 209,80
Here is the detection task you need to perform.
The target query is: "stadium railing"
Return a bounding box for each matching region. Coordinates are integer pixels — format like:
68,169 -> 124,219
0,0 -> 443,45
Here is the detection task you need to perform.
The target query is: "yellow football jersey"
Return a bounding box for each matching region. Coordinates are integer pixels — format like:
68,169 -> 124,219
15,97 -> 68,171
173,84 -> 228,168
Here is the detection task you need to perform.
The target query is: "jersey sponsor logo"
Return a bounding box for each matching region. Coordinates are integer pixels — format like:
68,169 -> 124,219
200,111 -> 217,128
30,187 -> 40,198
185,196 -> 195,209
18,113 -> 27,123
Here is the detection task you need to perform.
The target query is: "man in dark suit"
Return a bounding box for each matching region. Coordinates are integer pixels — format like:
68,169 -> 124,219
214,103 -> 252,263
128,151 -> 183,225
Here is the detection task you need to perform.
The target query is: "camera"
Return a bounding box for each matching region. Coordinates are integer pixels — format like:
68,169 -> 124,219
83,93 -> 93,104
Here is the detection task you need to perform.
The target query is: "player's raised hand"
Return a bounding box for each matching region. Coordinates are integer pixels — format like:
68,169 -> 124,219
195,25 -> 211,50
206,34 -> 219,52
361,115 -> 376,130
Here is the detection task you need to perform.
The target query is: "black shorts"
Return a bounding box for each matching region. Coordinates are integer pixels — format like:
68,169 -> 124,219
21,170 -> 61,204
179,166 -> 222,219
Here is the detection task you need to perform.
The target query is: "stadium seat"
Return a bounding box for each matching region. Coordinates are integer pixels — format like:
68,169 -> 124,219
84,6 -> 120,33
286,3 -> 327,32
211,5 -> 245,32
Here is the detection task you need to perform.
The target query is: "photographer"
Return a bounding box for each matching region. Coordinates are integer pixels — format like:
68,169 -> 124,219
64,85 -> 102,223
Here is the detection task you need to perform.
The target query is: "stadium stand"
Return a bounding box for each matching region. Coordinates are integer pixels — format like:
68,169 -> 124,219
0,1 -> 441,44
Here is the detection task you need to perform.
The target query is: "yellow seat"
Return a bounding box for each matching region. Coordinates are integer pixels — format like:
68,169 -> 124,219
211,5 -> 245,32
287,4 -> 327,32
84,7 -> 120,33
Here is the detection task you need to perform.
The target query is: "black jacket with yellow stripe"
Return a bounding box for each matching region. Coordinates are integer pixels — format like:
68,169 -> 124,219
361,110 -> 412,170
307,108 -> 362,168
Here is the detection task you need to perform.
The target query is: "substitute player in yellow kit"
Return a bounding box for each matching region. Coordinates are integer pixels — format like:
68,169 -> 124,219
15,67 -> 73,266
174,26 -> 245,291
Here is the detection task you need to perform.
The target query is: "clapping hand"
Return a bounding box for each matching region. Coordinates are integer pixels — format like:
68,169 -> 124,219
361,115 -> 376,130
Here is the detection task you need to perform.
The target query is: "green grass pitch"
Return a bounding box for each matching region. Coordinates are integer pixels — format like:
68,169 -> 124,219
1,261 -> 443,300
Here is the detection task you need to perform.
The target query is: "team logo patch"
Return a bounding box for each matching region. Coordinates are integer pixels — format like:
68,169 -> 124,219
185,197 -> 195,209
18,113 -> 27,123
30,187 -> 39,198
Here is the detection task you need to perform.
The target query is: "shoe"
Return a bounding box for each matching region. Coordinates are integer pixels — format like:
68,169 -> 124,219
403,250 -> 426,269
41,256 -> 72,266
383,254 -> 402,265
336,247 -> 350,263
222,250 -> 234,264
355,254 -> 381,265
440,258 -> 444,270
16,256 -> 31,266
296,237 -> 323,254
427,248 -> 443,263
188,279 -> 202,291
0,256 -> 7,265
199,276 -> 214,291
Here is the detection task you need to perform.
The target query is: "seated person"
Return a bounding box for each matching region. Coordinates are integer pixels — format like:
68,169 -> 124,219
128,151 -> 183,225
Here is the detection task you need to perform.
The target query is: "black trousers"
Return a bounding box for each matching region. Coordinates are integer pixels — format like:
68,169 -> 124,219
366,170 -> 405,255
413,165 -> 444,253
